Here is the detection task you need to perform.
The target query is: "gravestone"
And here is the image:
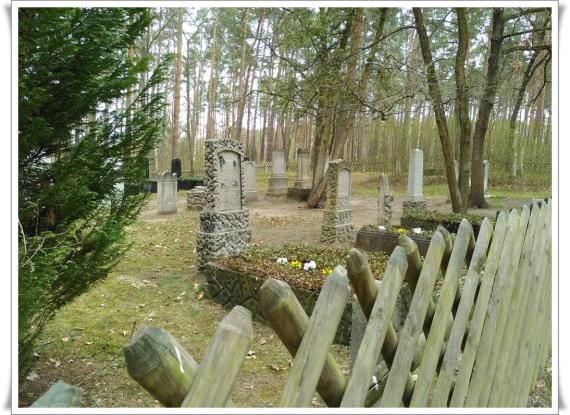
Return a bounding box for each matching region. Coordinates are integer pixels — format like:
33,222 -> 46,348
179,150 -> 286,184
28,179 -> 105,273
377,174 -> 393,225
266,149 -> 288,196
187,186 -> 206,210
403,148 -> 426,211
320,160 -> 354,243
156,171 -> 177,214
484,160 -> 490,197
196,140 -> 251,270
287,148 -> 312,201
243,161 -> 258,202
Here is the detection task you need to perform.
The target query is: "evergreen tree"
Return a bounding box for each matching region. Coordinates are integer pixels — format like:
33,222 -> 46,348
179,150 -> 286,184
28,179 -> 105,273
18,7 -> 169,376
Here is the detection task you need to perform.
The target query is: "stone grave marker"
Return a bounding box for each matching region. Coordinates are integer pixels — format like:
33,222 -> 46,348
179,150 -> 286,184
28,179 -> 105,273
377,174 -> 393,225
320,160 -> 353,243
187,186 -> 206,210
287,148 -> 312,200
403,148 -> 426,211
156,171 -> 177,214
243,161 -> 258,202
266,149 -> 288,196
196,140 -> 251,270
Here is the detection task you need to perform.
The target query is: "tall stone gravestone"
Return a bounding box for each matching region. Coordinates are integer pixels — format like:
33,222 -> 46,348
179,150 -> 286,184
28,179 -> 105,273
403,148 -> 426,211
287,148 -> 312,200
320,160 -> 354,243
266,149 -> 288,196
196,140 -> 251,270
377,174 -> 393,225
156,171 -> 177,214
483,159 -> 490,197
243,161 -> 258,202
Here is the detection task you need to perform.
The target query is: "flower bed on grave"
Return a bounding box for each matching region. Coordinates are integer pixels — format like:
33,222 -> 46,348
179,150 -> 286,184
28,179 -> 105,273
202,244 -> 389,345
400,207 -> 490,237
355,224 -> 435,257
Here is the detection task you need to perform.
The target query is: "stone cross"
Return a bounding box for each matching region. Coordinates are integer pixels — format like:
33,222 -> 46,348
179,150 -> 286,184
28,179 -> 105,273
377,174 -> 393,225
403,148 -> 426,211
266,149 -> 288,196
196,140 -> 251,270
156,171 -> 177,214
294,148 -> 311,189
320,160 -> 354,243
243,161 -> 258,202
483,160 -> 490,197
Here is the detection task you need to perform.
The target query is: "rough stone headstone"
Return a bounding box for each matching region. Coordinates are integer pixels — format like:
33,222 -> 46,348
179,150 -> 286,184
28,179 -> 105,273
187,186 -> 206,210
377,174 -> 393,225
243,161 -> 258,202
403,148 -> 426,211
484,159 -> 490,197
266,149 -> 288,196
156,171 -> 178,214
320,160 -> 354,243
196,140 -> 251,270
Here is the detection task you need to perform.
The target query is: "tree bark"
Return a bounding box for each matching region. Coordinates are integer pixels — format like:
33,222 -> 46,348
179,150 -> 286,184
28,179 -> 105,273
454,8 -> 471,212
206,12 -> 219,140
413,7 -> 462,212
171,8 -> 184,160
469,8 -> 504,208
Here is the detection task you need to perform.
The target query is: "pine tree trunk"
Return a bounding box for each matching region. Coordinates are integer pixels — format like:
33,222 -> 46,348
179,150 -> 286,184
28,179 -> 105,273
469,8 -> 504,208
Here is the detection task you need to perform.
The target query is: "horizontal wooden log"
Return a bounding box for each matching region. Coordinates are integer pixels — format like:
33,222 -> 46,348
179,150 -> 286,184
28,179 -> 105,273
342,247 -> 408,407
279,266 -> 350,407
181,306 -> 252,407
124,326 -> 200,407
30,381 -> 82,408
260,277 -> 347,407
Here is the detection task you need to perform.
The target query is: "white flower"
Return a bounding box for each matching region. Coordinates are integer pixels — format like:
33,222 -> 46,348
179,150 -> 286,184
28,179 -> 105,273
412,227 -> 423,234
378,225 -> 387,231
276,257 -> 288,265
303,260 -> 317,271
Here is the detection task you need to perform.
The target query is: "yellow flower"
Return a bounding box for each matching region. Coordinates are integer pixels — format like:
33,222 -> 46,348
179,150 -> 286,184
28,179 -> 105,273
290,260 -> 302,269
320,267 -> 333,276
397,228 -> 406,234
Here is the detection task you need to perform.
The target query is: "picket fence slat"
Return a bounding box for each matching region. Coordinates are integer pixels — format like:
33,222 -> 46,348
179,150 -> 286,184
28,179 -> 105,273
449,211 -> 509,407
341,247 -> 408,407
259,278 -> 347,407
488,204 -> 541,406
431,217 -> 494,407
379,231 -> 446,407
410,219 -> 474,407
279,266 -> 350,407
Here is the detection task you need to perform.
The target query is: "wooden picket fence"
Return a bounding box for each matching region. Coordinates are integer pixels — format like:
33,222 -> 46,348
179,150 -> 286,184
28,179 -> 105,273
30,200 -> 551,408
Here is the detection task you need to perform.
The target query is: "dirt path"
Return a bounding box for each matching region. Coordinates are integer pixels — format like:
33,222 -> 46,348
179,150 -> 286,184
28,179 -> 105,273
247,194 -> 501,247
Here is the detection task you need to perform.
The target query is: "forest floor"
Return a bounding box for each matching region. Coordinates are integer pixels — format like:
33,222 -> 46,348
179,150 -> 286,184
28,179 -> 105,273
18,172 -> 552,408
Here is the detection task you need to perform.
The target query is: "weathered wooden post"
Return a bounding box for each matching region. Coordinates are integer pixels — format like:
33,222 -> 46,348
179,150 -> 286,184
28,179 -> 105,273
124,326 -> 199,407
260,278 -> 347,407
431,217 -> 495,407
410,219 -> 475,407
181,306 -> 252,407
379,231 -> 446,407
341,247 -> 408,407
30,381 -> 82,408
279,266 -> 350,407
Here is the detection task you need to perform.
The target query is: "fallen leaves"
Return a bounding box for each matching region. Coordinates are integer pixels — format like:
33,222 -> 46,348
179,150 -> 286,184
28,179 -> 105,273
61,337 -> 70,342
48,358 -> 61,368
26,371 -> 39,381
245,350 -> 256,360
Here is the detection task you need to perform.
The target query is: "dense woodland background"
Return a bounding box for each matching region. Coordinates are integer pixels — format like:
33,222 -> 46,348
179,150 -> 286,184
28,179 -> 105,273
123,7 -> 552,210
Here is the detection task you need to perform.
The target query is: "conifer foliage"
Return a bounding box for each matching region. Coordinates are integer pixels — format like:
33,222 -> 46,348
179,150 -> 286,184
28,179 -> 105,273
18,7 -> 168,376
